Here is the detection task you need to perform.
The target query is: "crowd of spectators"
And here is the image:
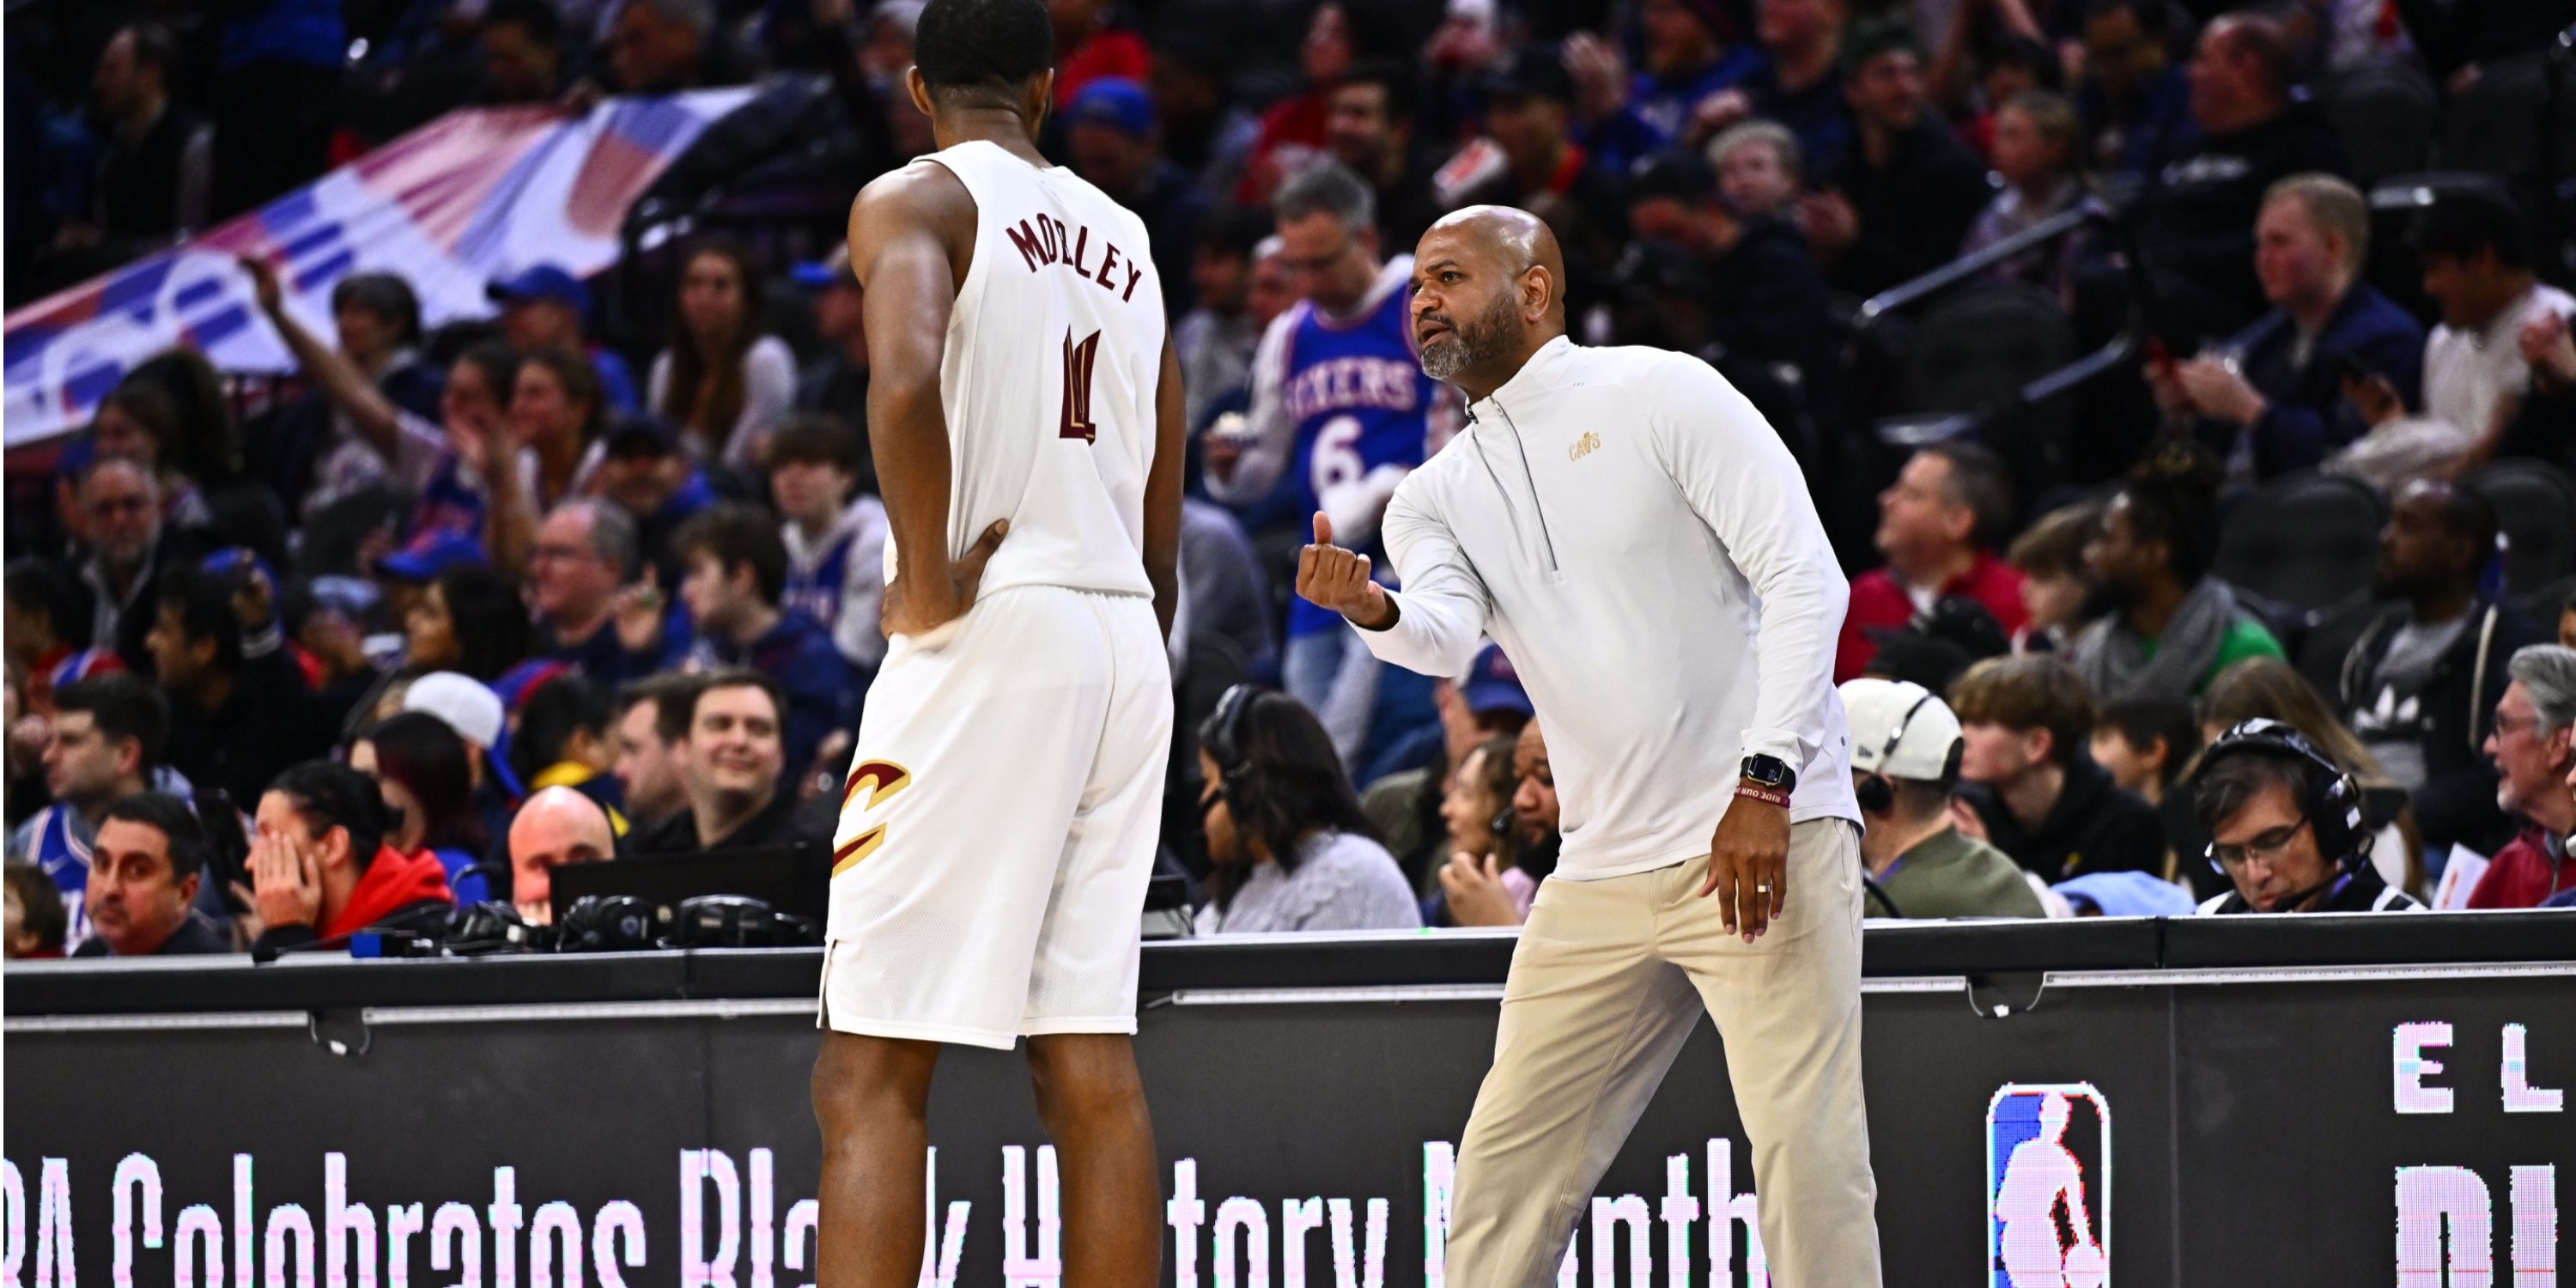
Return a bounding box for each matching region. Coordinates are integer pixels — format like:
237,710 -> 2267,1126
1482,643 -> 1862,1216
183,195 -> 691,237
8,0 -> 2576,961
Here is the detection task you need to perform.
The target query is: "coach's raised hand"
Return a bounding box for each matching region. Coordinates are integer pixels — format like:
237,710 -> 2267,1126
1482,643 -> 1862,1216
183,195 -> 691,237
1297,513 -> 1397,630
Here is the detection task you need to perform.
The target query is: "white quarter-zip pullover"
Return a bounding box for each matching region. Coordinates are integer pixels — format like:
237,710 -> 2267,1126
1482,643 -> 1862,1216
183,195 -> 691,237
1356,336 -> 1857,880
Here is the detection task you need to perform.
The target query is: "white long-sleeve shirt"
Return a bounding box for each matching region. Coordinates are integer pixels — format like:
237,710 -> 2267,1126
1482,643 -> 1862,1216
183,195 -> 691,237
1355,336 -> 1857,881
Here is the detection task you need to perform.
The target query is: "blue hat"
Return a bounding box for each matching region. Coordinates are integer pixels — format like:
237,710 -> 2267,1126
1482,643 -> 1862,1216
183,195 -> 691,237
493,659 -> 574,713
1461,643 -> 1533,719
1069,77 -> 1155,137
305,575 -> 382,621
374,531 -> 489,583
486,264 -> 592,322
200,548 -> 279,593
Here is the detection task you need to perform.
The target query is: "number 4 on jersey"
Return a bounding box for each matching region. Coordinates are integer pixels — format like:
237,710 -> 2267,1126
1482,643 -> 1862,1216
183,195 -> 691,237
1060,328 -> 1102,443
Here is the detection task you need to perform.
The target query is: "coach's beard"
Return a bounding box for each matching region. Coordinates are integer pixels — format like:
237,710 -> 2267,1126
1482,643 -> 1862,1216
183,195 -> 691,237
1419,291 -> 1521,383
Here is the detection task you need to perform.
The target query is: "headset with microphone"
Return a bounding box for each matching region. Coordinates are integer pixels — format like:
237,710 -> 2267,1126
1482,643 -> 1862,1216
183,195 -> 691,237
1199,683 -> 1263,817
2190,718 -> 2370,912
1855,689 -> 1963,815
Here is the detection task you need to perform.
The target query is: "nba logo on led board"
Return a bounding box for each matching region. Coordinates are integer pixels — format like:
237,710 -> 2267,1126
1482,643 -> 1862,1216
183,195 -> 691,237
1987,1082 -> 2111,1287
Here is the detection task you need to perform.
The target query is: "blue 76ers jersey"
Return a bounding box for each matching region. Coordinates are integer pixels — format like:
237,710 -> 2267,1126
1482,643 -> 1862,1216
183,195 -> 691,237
1279,259 -> 1440,637
22,805 -> 93,950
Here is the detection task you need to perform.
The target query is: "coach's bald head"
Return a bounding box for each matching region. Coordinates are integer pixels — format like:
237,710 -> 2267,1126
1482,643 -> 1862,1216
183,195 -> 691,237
1410,206 -> 1568,401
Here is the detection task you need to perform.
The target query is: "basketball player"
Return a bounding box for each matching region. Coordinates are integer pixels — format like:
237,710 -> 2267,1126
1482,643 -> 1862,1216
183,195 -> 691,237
807,1 -> 1184,1282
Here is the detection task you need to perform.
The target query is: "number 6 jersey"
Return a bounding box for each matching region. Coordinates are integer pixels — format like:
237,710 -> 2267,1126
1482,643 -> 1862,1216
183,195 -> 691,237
888,139 -> 1165,602
1217,256 -> 1448,639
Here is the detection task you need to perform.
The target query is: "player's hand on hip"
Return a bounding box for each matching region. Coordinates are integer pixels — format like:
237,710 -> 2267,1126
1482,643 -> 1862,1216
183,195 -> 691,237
1296,512 -> 1394,629
1698,791 -> 1789,943
883,519 -> 1008,638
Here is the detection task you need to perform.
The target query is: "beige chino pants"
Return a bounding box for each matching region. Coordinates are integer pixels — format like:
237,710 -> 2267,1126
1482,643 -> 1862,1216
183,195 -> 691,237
1446,819 -> 1883,1286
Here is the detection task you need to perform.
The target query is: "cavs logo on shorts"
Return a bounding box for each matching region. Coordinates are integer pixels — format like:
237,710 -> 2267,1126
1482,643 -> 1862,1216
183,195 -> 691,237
832,759 -> 913,876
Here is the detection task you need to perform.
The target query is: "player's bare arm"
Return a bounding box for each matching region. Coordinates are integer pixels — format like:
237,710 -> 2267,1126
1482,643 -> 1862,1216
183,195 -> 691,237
852,162 -> 1008,638
1141,333 -> 1186,642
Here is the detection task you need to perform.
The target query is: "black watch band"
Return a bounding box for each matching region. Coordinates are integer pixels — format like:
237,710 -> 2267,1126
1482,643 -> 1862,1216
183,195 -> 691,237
1741,754 -> 1796,793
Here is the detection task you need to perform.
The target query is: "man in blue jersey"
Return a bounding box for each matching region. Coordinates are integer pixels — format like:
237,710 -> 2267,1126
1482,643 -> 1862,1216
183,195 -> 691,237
1206,160 -> 1451,761
7,675 -> 172,950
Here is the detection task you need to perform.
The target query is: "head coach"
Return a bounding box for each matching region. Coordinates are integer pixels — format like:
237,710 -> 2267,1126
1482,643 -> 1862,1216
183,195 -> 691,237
1298,204 -> 1878,1284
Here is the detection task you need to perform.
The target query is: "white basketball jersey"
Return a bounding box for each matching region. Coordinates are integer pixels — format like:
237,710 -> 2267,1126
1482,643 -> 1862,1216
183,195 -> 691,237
888,139 -> 1165,601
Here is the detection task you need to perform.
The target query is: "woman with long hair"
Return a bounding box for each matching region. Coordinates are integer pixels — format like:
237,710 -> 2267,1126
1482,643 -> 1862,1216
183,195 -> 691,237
456,348 -> 611,580
351,711 -> 493,902
1192,688 -> 1420,933
650,240 -> 797,466
508,347 -> 605,509
404,564 -> 532,684
2191,658 -> 2424,898
1435,733 -> 1543,927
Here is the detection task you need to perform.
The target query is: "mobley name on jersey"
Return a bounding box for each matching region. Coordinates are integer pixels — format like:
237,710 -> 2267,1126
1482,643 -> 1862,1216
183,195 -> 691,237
1000,212 -> 1150,304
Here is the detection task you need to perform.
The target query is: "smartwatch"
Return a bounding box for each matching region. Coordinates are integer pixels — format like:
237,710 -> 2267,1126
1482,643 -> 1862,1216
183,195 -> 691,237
1741,754 -> 1797,793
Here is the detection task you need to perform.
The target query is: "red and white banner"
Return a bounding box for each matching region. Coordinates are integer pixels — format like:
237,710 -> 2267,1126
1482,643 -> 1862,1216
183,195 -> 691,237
3,88 -> 753,447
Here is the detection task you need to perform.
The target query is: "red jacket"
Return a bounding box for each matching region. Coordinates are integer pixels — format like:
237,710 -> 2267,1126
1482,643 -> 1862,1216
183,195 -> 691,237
1836,549 -> 2029,682
2467,825 -> 2571,909
322,844 -> 456,940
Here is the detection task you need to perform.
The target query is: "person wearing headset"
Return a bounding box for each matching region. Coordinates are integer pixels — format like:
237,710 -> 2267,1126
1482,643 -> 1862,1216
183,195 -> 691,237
2190,719 -> 2424,914
1841,678 -> 2046,920
1439,723 -> 1562,927
1192,685 -> 1422,935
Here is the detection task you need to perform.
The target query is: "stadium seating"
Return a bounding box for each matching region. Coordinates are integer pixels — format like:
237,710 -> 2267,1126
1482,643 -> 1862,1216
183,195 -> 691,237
2215,469 -> 2390,614
2324,64 -> 2439,187
2462,458 -> 2576,596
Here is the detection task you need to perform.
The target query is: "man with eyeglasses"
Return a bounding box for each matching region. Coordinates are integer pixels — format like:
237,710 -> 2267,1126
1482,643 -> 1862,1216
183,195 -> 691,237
2190,722 -> 2421,914
2465,644 -> 2576,908
529,499 -> 683,689
1204,160 -> 1450,765
70,457 -> 195,676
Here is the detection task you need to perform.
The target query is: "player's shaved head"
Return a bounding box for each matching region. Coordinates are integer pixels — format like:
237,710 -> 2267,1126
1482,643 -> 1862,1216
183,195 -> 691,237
1409,205 -> 1568,398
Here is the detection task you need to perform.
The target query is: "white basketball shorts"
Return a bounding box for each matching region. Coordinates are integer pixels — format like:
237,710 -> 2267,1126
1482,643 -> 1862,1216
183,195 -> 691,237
817,584 -> 1172,1048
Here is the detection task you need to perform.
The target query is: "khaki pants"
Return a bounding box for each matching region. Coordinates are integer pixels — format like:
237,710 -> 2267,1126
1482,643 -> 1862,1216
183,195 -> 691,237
1447,819 -> 1881,1286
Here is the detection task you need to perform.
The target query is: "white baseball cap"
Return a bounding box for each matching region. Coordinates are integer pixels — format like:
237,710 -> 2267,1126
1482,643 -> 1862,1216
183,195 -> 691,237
404,671 -> 504,752
1838,677 -> 1964,782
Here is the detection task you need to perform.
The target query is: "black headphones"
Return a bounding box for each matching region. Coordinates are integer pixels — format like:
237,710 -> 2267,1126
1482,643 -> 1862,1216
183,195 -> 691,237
1855,690 -> 1963,815
444,901 -> 555,956
665,895 -> 819,949
556,894 -> 663,952
1201,683 -> 1262,815
2190,719 -> 2368,876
